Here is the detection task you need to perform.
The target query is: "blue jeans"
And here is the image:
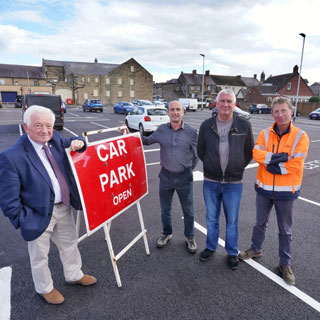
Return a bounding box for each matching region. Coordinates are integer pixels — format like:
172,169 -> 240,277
251,193 -> 294,266
159,167 -> 194,238
203,180 -> 243,255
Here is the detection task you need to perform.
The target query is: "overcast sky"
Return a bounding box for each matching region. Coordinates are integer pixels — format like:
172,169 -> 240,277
0,0 -> 319,85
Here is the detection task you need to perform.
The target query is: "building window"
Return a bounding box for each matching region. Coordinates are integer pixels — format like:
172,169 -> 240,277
95,77 -> 99,83
190,86 -> 194,90
287,82 -> 291,90
106,91 -> 110,97
118,78 -> 122,85
118,91 -> 123,98
130,90 -> 135,98
34,80 -> 39,86
207,85 -> 211,90
15,80 -> 19,85
197,86 -> 200,91
82,77 -> 85,82
0,78 -> 5,85
130,66 -> 135,72
175,85 -> 179,91
93,89 -> 98,97
106,78 -> 110,85
130,79 -> 134,86
87,77 -> 90,83
267,97 -> 272,102
84,93 -> 88,99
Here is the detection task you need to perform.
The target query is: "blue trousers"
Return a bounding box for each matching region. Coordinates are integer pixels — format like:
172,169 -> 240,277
203,180 -> 243,255
251,193 -> 294,266
159,167 -> 194,238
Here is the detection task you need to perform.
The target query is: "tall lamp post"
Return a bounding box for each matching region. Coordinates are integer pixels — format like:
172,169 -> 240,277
293,33 -> 306,121
200,54 -> 205,111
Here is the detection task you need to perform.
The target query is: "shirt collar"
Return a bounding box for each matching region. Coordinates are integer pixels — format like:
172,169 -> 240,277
168,121 -> 184,130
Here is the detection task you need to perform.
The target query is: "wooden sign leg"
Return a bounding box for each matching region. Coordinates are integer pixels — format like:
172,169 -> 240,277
136,201 -> 150,255
103,222 -> 122,288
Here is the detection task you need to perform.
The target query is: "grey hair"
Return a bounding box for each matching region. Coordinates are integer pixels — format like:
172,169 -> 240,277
23,105 -> 55,126
216,89 -> 236,103
271,97 -> 294,110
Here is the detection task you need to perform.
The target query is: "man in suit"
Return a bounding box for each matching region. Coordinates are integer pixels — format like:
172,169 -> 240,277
0,105 -> 96,305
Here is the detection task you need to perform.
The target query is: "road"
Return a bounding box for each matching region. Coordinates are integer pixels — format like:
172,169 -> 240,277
0,106 -> 319,320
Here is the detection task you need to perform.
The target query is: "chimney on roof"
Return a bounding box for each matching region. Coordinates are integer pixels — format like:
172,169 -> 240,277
192,69 -> 197,75
260,71 -> 265,83
94,58 -> 98,63
293,65 -> 298,73
205,70 -> 210,76
254,74 -> 257,79
236,75 -> 241,78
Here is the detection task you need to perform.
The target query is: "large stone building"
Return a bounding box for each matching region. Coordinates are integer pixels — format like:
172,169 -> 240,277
0,64 -> 52,103
0,58 -> 153,105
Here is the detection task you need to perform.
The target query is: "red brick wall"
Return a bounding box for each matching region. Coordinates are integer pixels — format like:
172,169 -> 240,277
278,73 -> 313,96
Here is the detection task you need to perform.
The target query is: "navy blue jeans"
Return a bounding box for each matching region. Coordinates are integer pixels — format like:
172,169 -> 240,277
159,167 -> 194,238
203,180 -> 243,255
251,193 -> 294,266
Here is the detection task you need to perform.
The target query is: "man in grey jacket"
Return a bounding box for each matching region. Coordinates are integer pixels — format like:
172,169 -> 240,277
197,89 -> 254,269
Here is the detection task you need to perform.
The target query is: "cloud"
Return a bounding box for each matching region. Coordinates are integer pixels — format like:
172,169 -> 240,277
0,0 -> 319,84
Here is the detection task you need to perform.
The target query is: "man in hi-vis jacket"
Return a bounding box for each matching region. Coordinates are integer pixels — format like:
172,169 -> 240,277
239,97 -> 309,285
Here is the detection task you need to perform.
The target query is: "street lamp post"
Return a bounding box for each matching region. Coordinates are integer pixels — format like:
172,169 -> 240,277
200,54 -> 205,111
293,33 -> 306,121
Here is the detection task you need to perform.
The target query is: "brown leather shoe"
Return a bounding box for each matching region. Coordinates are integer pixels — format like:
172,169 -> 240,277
66,274 -> 97,286
278,265 -> 296,285
238,248 -> 262,260
41,288 -> 65,304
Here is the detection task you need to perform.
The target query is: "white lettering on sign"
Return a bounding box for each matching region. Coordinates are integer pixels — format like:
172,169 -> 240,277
113,188 -> 132,205
99,162 -> 136,191
97,140 -> 128,162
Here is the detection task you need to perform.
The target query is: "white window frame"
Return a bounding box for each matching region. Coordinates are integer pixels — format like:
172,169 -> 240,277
106,78 -> 110,85
130,66 -> 135,72
287,82 -> 291,90
130,90 -> 135,98
106,90 -> 110,97
118,78 -> 122,85
87,77 -> 90,83
84,93 -> 88,99
82,77 -> 85,82
118,91 -> 123,98
95,77 -> 99,83
93,89 -> 98,97
130,79 -> 134,86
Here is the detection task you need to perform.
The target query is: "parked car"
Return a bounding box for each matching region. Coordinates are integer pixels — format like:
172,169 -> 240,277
21,94 -> 64,130
153,100 -> 166,108
208,99 -> 216,109
15,95 -> 23,108
62,102 -> 67,113
212,106 -> 250,120
125,106 -> 170,136
82,99 -> 104,112
114,101 -> 135,114
309,108 -> 320,120
178,98 -> 198,111
132,99 -> 154,107
248,104 -> 271,114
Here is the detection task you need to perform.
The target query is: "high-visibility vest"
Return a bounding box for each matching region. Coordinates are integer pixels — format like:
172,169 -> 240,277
253,122 -> 309,199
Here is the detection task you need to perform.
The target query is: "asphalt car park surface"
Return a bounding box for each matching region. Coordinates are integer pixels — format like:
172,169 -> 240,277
0,106 -> 320,319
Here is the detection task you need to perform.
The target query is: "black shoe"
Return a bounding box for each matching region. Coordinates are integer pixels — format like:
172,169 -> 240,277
228,255 -> 239,270
199,248 -> 214,262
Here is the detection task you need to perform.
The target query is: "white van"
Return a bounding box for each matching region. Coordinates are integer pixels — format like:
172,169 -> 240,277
178,98 -> 198,111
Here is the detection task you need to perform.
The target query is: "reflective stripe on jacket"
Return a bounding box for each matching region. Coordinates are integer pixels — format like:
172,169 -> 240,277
253,122 -> 309,199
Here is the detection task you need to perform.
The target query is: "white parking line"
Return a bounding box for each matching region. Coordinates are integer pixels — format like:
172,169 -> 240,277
193,221 -> 320,313
90,122 -> 110,128
298,196 -> 320,207
0,266 -> 12,320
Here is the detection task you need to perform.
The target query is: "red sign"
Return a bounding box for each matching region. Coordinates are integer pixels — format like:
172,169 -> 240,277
68,133 -> 148,234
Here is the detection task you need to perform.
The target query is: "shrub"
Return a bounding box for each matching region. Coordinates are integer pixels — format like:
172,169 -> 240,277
309,96 -> 320,102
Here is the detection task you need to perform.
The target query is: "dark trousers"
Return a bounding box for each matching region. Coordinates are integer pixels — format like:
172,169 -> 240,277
251,193 -> 295,266
159,167 -> 195,238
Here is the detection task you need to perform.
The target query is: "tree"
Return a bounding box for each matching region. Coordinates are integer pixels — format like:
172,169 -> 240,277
309,96 -> 320,102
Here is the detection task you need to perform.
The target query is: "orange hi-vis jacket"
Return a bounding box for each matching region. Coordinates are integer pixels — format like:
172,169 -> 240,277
253,122 -> 309,200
